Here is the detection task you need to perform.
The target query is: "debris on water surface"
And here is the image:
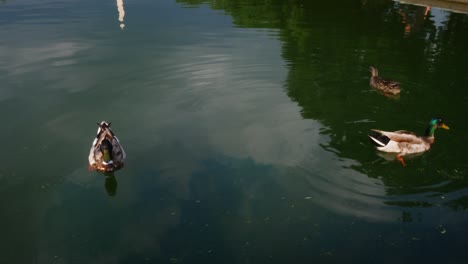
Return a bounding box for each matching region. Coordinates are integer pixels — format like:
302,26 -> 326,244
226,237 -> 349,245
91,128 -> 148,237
437,225 -> 447,234
320,250 -> 333,257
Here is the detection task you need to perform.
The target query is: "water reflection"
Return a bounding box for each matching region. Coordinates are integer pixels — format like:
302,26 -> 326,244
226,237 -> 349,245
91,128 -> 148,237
104,173 -> 118,196
374,151 -> 424,164
395,0 -> 468,14
397,4 -> 432,36
1,0 -> 468,262
116,0 -> 125,29
177,0 -> 468,212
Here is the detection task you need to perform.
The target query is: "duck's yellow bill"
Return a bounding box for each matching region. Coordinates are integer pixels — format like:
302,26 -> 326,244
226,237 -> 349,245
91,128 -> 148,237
441,124 -> 450,130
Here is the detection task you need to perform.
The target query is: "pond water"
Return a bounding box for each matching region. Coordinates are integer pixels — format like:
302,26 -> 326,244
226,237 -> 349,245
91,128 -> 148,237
1,0 -> 468,263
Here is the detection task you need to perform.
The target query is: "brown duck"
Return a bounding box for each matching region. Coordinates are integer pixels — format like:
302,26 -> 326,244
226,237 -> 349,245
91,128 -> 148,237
369,66 -> 401,95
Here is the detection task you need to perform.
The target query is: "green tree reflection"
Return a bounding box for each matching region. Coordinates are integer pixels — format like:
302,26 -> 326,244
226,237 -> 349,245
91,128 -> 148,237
176,0 -> 468,209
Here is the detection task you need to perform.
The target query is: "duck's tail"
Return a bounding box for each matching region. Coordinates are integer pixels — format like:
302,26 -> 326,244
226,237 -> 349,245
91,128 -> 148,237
368,129 -> 390,147
369,66 -> 379,77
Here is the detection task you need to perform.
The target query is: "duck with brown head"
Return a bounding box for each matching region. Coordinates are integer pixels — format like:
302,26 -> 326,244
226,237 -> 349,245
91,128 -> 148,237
369,66 -> 401,95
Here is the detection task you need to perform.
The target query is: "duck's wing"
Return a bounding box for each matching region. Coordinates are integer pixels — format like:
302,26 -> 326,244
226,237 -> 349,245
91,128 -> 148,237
393,130 -> 416,136
375,130 -> 424,144
369,129 -> 391,147
88,138 -> 100,165
381,79 -> 400,87
89,128 -> 111,165
111,136 -> 126,162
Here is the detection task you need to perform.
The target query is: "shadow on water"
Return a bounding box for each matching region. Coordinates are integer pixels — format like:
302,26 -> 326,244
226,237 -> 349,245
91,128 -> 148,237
103,172 -> 118,197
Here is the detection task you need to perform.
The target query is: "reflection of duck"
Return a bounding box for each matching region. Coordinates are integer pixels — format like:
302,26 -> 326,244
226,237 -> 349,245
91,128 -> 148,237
375,151 -> 424,164
88,121 -> 126,172
369,66 -> 401,95
369,118 -> 449,166
104,174 -> 118,196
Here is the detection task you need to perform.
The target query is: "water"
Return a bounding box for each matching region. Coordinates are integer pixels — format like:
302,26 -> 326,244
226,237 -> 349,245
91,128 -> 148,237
1,0 -> 468,263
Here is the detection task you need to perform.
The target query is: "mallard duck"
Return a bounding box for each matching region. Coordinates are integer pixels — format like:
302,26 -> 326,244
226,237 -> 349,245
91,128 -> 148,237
369,66 -> 401,95
368,118 -> 449,166
88,121 -> 126,172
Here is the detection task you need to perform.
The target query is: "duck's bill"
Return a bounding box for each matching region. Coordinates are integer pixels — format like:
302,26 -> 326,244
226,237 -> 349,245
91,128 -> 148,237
441,124 -> 450,130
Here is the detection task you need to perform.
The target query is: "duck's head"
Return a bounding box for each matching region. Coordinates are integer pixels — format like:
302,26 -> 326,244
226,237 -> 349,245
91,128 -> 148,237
425,117 -> 450,137
432,117 -> 449,130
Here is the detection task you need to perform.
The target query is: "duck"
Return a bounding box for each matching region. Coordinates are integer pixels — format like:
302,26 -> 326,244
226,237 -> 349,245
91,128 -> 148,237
368,117 -> 449,166
88,121 -> 126,172
369,66 -> 401,95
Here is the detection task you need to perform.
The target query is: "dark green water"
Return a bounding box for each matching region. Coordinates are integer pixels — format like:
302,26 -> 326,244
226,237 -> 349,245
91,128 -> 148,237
1,0 -> 468,263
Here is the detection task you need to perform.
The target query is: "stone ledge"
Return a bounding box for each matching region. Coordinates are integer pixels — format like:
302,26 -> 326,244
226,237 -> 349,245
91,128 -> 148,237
396,0 -> 468,13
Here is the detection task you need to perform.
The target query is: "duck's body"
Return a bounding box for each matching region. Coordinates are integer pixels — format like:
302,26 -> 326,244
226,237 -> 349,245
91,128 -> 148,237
88,121 -> 126,172
369,129 -> 433,154
369,66 -> 401,95
368,118 -> 449,165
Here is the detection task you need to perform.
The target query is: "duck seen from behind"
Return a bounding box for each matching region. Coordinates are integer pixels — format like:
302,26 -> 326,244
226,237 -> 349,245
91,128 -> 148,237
368,118 -> 449,166
88,121 -> 126,172
369,66 -> 401,95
